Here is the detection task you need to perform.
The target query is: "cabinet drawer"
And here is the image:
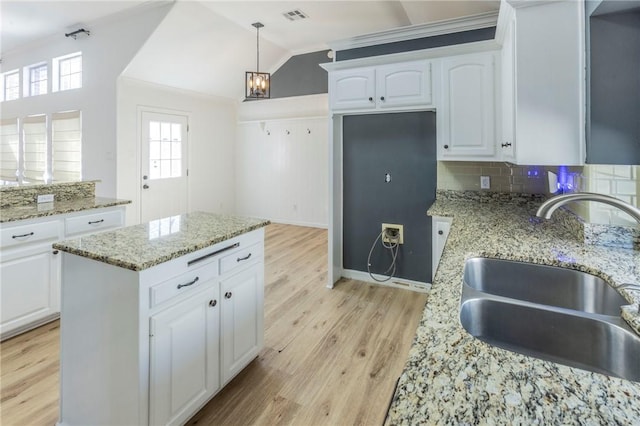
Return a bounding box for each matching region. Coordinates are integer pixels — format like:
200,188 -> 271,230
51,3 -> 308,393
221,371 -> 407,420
1,220 -> 61,249
65,209 -> 123,236
220,242 -> 262,275
150,263 -> 218,309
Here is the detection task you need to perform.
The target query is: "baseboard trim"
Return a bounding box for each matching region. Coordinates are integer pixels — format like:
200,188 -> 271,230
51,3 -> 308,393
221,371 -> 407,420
341,269 -> 431,293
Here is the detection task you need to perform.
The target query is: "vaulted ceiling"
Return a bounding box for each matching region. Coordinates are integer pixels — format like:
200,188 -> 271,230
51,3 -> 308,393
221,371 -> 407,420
1,0 -> 500,100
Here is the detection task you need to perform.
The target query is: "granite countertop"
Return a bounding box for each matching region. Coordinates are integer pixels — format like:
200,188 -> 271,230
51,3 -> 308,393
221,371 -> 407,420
386,195 -> 640,425
0,197 -> 131,223
53,211 -> 270,271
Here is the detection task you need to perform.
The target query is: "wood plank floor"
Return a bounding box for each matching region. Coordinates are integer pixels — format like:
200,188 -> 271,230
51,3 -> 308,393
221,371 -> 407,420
0,223 -> 428,426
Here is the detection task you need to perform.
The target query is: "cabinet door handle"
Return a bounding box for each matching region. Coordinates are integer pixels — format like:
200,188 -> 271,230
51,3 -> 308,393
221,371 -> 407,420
224,292 -> 232,299
237,253 -> 252,262
88,219 -> 104,225
501,142 -> 512,148
187,242 -> 240,267
177,276 -> 199,289
380,96 -> 385,101
443,145 -> 449,149
368,97 -> 373,102
438,230 -> 443,235
209,299 -> 217,307
12,232 -> 34,239
53,250 -> 59,255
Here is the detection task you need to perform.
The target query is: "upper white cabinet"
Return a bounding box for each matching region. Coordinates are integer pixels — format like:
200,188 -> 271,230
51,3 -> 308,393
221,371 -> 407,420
498,0 -> 585,165
437,51 -> 498,159
329,60 -> 432,112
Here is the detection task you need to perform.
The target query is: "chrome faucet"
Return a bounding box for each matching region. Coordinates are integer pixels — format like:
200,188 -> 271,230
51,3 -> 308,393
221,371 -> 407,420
536,192 -> 640,225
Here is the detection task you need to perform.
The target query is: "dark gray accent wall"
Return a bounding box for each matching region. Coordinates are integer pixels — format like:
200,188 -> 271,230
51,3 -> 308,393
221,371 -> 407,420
343,112 -> 437,283
269,50 -> 330,99
587,2 -> 640,164
336,27 -> 496,61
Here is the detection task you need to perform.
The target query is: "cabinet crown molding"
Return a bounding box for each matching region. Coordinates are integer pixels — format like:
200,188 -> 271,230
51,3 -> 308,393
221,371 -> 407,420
328,11 -> 499,52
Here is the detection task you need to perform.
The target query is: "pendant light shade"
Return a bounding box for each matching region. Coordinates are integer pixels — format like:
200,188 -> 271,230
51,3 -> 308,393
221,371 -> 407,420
245,22 -> 270,99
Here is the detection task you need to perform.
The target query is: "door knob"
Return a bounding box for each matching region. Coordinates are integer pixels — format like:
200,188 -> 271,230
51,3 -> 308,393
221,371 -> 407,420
143,184 -> 149,189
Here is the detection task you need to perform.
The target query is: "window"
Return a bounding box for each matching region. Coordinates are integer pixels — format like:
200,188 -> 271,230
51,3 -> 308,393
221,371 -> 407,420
53,52 -> 82,92
22,115 -> 48,182
2,70 -> 20,101
52,111 -> 82,181
148,120 -> 182,179
0,119 -> 19,180
24,63 -> 48,96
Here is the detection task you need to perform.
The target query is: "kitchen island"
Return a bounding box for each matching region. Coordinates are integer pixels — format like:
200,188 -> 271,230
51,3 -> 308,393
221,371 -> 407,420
53,212 -> 269,426
386,191 -> 640,424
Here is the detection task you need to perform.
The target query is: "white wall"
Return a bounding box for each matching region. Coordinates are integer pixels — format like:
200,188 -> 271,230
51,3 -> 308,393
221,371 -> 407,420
117,77 -> 237,225
0,2 -> 173,197
235,95 -> 329,228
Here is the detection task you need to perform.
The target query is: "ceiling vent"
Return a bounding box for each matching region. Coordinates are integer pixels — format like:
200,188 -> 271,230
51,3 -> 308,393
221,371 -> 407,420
282,9 -> 308,21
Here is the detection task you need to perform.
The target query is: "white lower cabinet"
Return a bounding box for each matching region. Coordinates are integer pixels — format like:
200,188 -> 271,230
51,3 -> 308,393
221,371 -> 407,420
221,264 -> 264,384
150,285 -> 220,426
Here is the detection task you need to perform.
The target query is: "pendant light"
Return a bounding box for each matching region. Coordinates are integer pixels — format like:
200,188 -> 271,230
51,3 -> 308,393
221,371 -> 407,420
245,22 -> 270,99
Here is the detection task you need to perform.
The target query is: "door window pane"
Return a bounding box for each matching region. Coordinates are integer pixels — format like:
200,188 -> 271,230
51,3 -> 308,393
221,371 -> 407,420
148,120 -> 182,179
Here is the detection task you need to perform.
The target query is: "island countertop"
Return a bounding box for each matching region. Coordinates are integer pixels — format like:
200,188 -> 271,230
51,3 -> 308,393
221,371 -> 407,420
386,192 -> 640,425
53,211 -> 270,271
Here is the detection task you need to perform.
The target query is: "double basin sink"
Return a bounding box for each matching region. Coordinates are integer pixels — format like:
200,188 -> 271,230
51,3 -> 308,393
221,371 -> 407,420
460,257 -> 640,382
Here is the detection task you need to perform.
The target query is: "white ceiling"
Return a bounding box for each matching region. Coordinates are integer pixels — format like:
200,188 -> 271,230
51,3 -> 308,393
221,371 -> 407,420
1,0 -> 500,100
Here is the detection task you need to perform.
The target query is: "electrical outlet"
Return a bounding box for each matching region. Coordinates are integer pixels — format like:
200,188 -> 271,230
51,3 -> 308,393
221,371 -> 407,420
381,223 -> 404,244
37,194 -> 55,203
480,176 -> 491,189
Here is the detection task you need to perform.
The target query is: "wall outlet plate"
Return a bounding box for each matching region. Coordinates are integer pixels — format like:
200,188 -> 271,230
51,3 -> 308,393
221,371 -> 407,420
382,223 -> 404,244
37,194 -> 55,203
480,176 -> 491,189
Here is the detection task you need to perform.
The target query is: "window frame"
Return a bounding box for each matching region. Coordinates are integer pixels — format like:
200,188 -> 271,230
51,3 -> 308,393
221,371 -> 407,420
23,62 -> 48,97
52,52 -> 82,92
1,69 -> 21,102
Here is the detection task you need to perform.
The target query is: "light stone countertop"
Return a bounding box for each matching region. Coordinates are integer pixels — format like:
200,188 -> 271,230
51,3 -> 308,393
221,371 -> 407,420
386,194 -> 640,425
0,196 -> 131,223
53,211 -> 270,271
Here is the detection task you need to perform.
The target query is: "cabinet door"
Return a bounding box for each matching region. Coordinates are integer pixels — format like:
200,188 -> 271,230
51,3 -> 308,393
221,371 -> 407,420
439,52 -> 497,159
220,265 -> 264,385
376,60 -> 432,108
0,247 -> 59,338
149,286 -> 220,426
431,217 -> 452,281
329,68 -> 376,111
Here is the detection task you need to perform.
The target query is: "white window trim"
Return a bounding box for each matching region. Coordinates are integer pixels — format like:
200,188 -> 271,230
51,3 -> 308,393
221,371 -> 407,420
53,52 -> 82,93
1,69 -> 21,102
23,61 -> 48,97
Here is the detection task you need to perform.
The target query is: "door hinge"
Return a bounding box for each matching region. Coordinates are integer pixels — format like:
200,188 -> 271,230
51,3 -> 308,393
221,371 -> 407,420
186,169 -> 189,177
187,124 -> 189,132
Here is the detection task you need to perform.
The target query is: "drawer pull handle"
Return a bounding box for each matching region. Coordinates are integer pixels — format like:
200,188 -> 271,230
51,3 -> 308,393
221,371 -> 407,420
88,219 -> 105,225
187,242 -> 240,267
12,232 -> 34,239
225,292 -> 232,299
237,253 -> 252,262
209,299 -> 217,307
177,276 -> 199,289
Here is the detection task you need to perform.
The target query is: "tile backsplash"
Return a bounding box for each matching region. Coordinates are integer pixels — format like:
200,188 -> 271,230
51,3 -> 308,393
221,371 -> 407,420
438,162 -> 639,227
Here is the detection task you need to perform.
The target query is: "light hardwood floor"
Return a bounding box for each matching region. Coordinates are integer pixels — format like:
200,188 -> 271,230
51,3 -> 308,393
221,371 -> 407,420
1,223 -> 428,426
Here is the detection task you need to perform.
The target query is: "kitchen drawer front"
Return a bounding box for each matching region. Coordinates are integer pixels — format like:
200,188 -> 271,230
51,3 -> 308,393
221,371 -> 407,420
65,209 -> 124,237
1,220 -> 62,249
219,242 -> 262,276
150,263 -> 219,309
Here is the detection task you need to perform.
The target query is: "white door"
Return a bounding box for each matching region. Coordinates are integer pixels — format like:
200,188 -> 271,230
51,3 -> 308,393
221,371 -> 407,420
141,112 -> 188,223
149,286 -> 220,426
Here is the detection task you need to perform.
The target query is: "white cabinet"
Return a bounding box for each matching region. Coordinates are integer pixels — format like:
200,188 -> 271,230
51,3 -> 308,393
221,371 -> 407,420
498,0 -> 585,165
329,60 -> 432,112
432,216 -> 452,281
149,285 -> 220,426
221,264 -> 263,384
438,51 -> 498,160
0,205 -> 126,340
58,228 -> 265,426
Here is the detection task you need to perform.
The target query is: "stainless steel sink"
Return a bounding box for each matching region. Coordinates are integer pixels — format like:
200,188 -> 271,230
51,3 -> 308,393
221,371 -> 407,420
460,257 -> 640,382
463,257 -> 627,316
